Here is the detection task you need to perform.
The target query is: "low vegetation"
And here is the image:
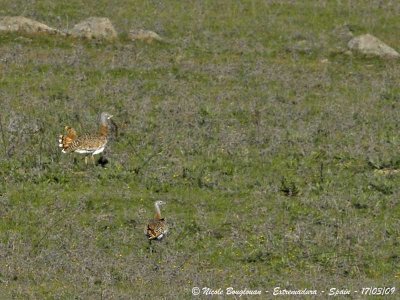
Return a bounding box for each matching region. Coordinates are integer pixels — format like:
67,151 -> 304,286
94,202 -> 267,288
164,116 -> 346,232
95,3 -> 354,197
0,1 -> 399,298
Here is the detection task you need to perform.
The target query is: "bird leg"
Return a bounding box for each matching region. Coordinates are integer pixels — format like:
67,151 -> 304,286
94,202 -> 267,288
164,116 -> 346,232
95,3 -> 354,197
84,156 -> 88,165
148,239 -> 154,254
91,155 -> 96,165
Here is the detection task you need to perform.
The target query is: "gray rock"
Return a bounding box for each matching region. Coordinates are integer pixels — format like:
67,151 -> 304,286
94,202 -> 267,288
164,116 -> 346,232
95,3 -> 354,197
348,34 -> 399,59
129,29 -> 164,43
0,16 -> 61,35
69,17 -> 117,41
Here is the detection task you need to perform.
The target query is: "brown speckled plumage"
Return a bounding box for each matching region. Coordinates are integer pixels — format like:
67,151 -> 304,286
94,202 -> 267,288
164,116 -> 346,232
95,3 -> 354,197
146,201 -> 168,240
59,126 -> 77,151
59,112 -> 113,164
61,130 -> 108,153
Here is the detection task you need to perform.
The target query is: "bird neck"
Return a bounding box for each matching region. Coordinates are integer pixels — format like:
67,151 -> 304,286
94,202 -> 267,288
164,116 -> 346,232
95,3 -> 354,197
99,124 -> 108,137
154,203 -> 162,219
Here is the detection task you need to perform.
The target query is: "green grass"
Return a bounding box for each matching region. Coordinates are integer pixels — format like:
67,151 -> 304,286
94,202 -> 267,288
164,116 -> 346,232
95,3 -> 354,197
0,0 -> 399,298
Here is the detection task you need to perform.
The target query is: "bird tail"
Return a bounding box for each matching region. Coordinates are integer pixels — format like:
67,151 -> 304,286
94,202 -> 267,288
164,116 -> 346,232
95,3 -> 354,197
59,126 -> 77,153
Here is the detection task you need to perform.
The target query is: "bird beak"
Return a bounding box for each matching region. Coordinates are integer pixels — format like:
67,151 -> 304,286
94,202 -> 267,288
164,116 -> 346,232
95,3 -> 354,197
108,115 -> 113,119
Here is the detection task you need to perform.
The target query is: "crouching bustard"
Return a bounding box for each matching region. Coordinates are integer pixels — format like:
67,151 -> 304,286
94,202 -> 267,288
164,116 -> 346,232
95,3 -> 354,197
59,112 -> 113,165
146,201 -> 168,240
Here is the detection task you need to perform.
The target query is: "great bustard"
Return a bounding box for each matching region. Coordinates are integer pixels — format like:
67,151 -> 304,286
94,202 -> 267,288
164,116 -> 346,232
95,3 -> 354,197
145,200 -> 168,240
59,112 -> 113,165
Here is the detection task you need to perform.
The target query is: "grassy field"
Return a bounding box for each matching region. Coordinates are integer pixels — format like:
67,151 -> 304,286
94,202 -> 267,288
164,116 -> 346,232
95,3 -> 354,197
0,1 -> 399,298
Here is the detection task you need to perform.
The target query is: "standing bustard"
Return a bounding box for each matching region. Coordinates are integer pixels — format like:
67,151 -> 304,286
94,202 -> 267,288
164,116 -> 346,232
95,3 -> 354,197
146,201 -> 168,240
59,112 -> 113,165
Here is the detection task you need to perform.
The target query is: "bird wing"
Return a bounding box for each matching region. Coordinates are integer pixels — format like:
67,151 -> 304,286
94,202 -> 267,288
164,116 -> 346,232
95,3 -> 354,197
146,219 -> 167,240
67,133 -> 107,152
59,126 -> 78,151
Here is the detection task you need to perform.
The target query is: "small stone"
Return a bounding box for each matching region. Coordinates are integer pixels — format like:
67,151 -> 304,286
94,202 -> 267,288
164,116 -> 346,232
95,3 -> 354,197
348,34 -> 399,59
69,17 -> 117,41
129,29 -> 164,43
0,16 -> 61,35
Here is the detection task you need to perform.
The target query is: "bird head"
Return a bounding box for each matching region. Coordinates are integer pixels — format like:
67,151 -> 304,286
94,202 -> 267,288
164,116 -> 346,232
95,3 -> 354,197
100,112 -> 113,124
155,200 -> 166,207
